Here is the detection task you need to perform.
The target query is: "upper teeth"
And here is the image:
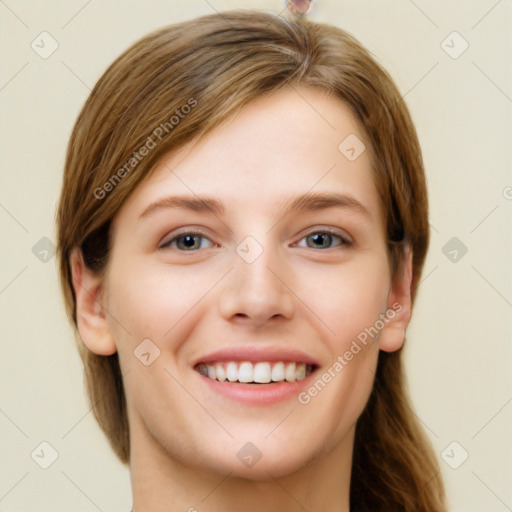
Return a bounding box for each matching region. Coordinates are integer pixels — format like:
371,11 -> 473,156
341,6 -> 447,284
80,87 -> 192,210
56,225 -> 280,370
196,361 -> 312,383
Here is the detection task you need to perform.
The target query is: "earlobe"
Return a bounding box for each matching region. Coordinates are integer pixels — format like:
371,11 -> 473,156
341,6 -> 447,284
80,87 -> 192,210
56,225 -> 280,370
378,246 -> 413,353
70,248 -> 117,356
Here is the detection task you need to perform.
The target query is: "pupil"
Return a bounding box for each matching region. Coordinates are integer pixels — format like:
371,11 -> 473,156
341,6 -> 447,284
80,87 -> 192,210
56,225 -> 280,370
182,235 -> 197,249
312,233 -> 329,248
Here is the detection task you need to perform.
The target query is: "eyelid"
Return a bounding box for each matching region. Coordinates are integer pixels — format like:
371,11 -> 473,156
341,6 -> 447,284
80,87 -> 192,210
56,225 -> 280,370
158,227 -> 216,249
295,226 -> 353,245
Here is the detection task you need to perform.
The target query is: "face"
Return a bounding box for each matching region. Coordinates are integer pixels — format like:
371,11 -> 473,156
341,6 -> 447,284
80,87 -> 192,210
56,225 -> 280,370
92,86 -> 408,479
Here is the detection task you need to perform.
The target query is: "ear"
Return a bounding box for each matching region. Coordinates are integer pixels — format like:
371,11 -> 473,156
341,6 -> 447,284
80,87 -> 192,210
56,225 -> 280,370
378,245 -> 413,353
70,248 -> 117,355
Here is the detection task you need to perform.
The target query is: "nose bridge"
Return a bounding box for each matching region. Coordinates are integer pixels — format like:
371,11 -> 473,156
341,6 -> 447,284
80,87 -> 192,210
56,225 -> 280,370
218,234 -> 295,325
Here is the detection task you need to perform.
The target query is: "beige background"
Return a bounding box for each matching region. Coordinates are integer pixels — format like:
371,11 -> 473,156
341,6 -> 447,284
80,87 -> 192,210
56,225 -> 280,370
1,0 -> 511,510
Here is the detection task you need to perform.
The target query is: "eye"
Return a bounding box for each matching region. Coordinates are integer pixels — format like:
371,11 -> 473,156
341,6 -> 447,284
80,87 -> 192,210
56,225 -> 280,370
295,229 -> 351,250
159,232 -> 215,251
159,229 -> 350,252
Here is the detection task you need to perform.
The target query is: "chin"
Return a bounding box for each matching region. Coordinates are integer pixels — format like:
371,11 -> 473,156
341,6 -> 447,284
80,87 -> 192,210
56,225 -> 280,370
199,441 -> 319,481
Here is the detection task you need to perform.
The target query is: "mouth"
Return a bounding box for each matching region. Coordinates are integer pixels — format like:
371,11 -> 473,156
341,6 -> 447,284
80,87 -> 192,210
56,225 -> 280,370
192,346 -> 321,404
194,361 -> 317,384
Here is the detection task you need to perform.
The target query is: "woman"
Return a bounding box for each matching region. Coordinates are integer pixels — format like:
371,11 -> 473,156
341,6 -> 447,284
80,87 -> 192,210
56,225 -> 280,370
57,9 -> 447,511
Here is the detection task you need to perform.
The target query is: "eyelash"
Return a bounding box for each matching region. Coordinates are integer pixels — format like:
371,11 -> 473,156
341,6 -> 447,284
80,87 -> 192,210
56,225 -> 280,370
159,228 -> 352,251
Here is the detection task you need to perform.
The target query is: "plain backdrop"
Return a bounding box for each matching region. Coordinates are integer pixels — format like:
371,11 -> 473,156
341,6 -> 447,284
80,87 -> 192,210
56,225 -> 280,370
1,1 -> 511,511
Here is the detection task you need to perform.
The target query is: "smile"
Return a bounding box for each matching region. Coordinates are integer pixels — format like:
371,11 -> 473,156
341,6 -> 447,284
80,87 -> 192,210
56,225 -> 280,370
195,361 -> 315,384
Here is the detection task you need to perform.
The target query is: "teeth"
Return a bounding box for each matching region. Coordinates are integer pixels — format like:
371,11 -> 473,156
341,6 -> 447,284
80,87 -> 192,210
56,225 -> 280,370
253,362 -> 272,383
238,362 -> 253,383
271,361 -> 285,381
226,362 -> 238,382
215,363 -> 226,382
197,361 -> 312,384
285,362 -> 296,382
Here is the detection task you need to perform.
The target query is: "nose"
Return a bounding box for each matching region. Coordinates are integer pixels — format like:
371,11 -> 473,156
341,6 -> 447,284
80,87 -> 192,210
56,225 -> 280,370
218,242 -> 295,328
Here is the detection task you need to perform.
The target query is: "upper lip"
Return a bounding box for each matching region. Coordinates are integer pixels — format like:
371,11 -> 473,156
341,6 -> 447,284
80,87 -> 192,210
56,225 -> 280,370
192,346 -> 320,367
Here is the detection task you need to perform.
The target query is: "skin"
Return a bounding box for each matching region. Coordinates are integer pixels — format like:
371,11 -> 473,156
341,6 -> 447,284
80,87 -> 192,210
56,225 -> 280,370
71,85 -> 412,512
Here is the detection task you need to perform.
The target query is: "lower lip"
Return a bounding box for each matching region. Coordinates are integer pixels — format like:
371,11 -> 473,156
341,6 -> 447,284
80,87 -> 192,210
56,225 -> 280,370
195,369 -> 317,405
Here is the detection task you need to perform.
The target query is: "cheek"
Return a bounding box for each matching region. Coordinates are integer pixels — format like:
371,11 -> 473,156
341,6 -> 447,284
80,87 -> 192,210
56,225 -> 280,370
295,259 -> 387,436
104,258 -> 226,345
309,256 -> 389,420
299,255 -> 391,346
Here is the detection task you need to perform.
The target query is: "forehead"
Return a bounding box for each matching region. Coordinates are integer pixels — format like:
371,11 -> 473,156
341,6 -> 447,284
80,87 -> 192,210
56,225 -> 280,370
115,86 -> 382,225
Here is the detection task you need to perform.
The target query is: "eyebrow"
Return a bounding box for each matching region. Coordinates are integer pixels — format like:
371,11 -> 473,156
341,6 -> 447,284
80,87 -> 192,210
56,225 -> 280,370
139,192 -> 371,220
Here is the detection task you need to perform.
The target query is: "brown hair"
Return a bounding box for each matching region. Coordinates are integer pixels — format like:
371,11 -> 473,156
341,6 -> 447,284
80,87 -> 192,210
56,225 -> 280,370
57,10 -> 446,511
